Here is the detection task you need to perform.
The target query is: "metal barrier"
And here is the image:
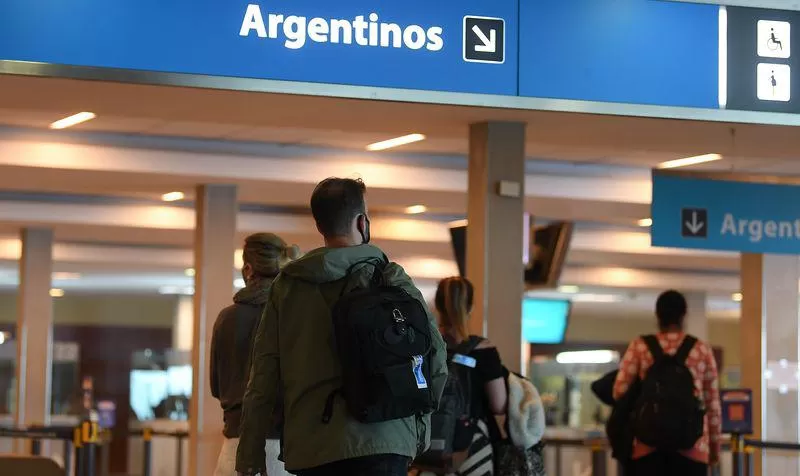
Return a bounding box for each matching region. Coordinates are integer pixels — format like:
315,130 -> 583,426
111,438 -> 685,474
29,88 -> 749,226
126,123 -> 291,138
130,427 -> 189,476
0,421 -> 102,476
544,437 -> 618,476
731,437 -> 800,476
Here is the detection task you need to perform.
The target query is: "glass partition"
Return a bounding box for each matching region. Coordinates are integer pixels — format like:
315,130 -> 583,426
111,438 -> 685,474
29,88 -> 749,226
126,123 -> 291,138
529,356 -> 619,429
0,340 -> 80,418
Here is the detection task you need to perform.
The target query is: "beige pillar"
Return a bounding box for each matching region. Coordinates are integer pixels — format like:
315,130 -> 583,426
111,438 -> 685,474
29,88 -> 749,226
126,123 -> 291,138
683,292 -> 708,341
741,253 -> 800,476
174,296 -> 194,352
14,228 -> 54,431
189,185 -> 237,476
466,122 -> 526,372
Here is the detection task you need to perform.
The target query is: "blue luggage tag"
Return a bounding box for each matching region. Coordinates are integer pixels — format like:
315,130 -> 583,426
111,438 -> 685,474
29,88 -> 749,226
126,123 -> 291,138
412,355 -> 428,389
451,353 -> 477,368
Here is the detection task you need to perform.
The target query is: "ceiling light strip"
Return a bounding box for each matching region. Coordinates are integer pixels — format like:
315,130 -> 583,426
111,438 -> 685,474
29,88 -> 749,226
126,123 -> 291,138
49,112 -> 96,130
366,133 -> 426,151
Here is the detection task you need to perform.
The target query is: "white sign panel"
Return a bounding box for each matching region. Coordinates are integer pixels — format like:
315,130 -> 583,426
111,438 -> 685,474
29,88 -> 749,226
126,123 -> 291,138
757,63 -> 791,102
758,20 -> 791,59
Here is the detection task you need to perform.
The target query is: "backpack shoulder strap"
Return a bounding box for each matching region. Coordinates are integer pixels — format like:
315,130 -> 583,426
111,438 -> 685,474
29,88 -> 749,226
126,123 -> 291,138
457,335 -> 484,355
338,258 -> 387,297
641,335 -> 664,362
675,335 -> 698,363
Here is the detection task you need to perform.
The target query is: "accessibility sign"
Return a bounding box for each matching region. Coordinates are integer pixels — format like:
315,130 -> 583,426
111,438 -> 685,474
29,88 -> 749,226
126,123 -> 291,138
652,171 -> 800,254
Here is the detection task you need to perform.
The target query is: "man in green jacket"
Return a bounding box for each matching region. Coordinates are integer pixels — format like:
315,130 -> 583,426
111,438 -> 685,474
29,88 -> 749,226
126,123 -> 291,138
236,177 -> 448,476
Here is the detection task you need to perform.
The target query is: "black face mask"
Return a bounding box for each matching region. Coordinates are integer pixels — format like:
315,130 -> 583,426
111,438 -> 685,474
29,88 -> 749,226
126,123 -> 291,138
359,215 -> 371,245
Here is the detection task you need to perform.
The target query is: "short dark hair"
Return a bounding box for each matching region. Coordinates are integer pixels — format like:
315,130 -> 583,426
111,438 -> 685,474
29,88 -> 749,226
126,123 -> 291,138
655,290 -> 687,329
310,178 -> 367,237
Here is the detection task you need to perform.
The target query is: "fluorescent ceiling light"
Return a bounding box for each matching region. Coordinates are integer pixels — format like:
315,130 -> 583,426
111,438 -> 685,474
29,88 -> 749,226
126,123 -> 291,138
638,218 -> 653,227
558,285 -> 580,294
159,286 -> 194,295
570,293 -> 623,303
732,292 -> 743,302
49,112 -> 96,130
366,133 -> 426,151
657,153 -> 723,169
52,272 -> 81,280
184,268 -> 195,277
0,332 -> 8,345
556,350 -> 619,365
405,205 -> 428,215
49,288 -> 65,298
161,191 -> 185,202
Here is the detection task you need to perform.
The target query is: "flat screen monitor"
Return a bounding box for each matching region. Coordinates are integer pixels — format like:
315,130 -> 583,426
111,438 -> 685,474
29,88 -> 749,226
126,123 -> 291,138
522,298 -> 571,344
448,218 -> 573,289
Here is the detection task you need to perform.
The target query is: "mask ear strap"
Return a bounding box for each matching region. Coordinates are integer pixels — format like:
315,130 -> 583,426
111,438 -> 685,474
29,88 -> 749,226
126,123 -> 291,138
358,214 -> 369,244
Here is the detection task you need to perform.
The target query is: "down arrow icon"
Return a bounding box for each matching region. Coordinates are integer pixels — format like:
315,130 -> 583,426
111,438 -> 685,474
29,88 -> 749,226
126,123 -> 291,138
681,208 -> 708,238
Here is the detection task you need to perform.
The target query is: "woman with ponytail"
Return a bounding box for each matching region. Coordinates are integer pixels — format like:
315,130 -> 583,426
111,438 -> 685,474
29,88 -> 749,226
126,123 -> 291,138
211,233 -> 300,476
434,277 -> 508,476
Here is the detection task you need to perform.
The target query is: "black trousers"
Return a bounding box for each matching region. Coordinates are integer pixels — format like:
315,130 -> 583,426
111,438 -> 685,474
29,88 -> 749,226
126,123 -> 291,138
631,452 -> 707,476
295,454 -> 410,476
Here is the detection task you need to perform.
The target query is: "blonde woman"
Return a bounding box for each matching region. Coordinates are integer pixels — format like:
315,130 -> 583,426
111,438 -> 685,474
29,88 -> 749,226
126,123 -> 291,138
434,277 -> 508,476
211,233 -> 300,476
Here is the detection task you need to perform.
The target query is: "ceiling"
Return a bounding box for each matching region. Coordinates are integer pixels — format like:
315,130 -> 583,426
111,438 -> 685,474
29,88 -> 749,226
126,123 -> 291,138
0,72 -> 797,317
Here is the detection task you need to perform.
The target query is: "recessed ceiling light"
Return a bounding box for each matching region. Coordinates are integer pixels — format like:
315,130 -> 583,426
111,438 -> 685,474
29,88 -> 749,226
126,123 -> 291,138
405,205 -> 428,215
0,331 -> 8,345
732,292 -> 743,302
161,191 -> 185,202
49,112 -> 96,130
52,272 -> 81,280
366,133 -> 426,151
49,288 -> 65,298
638,218 -> 653,227
184,268 -> 195,277
657,153 -> 723,169
558,285 -> 580,294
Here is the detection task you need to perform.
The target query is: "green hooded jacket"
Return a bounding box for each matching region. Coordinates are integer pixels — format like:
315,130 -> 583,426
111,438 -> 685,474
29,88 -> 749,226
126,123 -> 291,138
236,244 -> 448,473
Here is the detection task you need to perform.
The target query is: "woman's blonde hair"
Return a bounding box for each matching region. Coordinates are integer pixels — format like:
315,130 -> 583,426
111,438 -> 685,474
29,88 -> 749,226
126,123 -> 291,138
435,276 -> 474,342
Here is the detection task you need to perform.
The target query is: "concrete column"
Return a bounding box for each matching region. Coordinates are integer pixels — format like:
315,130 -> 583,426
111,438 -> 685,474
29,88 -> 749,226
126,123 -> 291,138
683,291 -> 708,341
741,253 -> 800,476
466,122 -> 526,372
189,185 -> 237,476
14,228 -> 54,431
173,296 -> 193,352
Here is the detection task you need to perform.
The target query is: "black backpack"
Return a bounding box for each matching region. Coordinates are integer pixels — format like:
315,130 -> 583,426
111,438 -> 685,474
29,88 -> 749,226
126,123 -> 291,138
413,336 -> 483,473
322,259 -> 436,424
632,335 -> 705,452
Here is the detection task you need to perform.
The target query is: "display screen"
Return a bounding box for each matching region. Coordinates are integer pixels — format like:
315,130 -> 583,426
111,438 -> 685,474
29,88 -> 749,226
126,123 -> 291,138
522,298 -> 570,344
449,218 -> 573,289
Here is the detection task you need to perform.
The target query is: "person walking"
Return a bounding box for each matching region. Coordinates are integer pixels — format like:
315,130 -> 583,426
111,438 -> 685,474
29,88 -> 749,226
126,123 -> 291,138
210,233 -> 299,476
613,290 -> 721,476
236,177 -> 448,476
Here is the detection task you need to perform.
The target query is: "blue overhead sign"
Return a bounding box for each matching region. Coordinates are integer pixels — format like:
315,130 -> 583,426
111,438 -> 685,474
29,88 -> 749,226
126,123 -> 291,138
652,172 -> 800,254
518,0 -> 720,108
0,0 -> 518,96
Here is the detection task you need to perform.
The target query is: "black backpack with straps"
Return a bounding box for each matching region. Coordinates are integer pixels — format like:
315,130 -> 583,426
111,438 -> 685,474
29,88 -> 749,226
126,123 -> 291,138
413,336 -> 483,473
323,258 -> 436,424
632,334 -> 705,452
